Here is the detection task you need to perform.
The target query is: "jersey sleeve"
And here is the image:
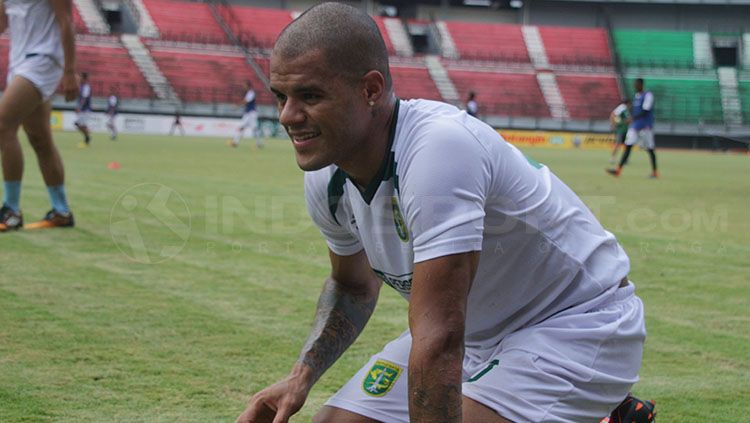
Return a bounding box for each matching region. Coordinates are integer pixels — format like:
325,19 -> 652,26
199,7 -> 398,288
398,122 -> 491,263
304,169 -> 363,256
642,92 -> 654,111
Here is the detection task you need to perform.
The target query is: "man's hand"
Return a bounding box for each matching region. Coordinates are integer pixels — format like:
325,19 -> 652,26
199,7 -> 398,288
235,364 -> 314,423
61,71 -> 78,101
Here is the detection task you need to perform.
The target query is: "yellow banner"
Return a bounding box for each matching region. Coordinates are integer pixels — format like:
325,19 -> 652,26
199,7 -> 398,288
50,111 -> 63,130
498,129 -> 615,150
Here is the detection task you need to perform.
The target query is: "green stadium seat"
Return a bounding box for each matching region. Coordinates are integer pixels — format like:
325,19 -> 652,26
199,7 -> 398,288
623,76 -> 723,123
614,30 -> 694,69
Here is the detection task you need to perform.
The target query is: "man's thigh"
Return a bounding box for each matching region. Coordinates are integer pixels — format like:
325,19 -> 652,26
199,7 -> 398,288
320,331 -> 512,423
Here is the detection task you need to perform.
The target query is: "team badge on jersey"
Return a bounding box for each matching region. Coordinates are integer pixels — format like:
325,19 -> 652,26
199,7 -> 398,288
362,359 -> 402,397
391,196 -> 409,242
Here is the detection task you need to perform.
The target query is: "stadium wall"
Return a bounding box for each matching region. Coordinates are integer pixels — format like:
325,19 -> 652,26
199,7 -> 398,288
525,1 -> 750,31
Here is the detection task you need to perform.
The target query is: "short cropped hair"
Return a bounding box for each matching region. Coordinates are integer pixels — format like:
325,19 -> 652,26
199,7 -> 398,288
274,2 -> 392,89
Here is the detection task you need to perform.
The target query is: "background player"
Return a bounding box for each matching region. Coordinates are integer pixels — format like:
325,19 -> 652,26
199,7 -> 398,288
608,79 -> 658,178
229,80 -> 262,149
466,90 -> 478,118
0,0 -> 78,231
106,89 -> 118,140
609,98 -> 631,164
169,110 -> 184,136
74,71 -> 91,147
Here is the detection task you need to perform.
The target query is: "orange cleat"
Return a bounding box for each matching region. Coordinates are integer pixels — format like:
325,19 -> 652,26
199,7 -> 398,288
25,209 -> 75,230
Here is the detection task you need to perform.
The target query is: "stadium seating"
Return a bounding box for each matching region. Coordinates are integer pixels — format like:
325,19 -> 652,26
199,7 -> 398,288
623,76 -> 723,123
556,75 -> 620,120
72,5 -> 88,34
739,79 -> 750,122
0,36 -> 152,99
391,65 -> 442,101
77,41 -> 154,99
444,21 -> 530,63
373,16 -> 397,56
448,69 -> 549,117
230,6 -> 293,50
539,26 -> 613,67
614,30 -> 694,68
149,47 -> 272,104
143,0 -> 228,44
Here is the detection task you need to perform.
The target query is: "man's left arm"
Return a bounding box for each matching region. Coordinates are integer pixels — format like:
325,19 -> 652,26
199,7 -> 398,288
51,0 -> 78,101
408,250 -> 480,422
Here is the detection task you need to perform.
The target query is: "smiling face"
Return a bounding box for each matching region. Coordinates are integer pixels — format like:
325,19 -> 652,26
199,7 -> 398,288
271,49 -> 373,172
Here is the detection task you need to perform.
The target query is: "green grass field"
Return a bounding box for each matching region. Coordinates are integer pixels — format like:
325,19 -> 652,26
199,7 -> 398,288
1,131 -> 748,422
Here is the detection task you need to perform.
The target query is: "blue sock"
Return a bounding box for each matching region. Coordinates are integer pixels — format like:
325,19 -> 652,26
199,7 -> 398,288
3,180 -> 21,212
47,184 -> 70,214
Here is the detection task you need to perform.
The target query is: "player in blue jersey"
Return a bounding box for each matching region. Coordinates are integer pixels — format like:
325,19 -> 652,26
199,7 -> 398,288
74,71 -> 92,147
0,0 -> 78,231
229,80 -> 263,149
607,79 -> 658,178
236,3 -> 655,423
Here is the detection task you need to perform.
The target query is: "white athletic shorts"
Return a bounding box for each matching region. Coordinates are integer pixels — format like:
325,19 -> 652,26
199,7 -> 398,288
75,110 -> 91,127
625,127 -> 655,150
6,54 -> 63,101
325,282 -> 646,423
240,110 -> 258,130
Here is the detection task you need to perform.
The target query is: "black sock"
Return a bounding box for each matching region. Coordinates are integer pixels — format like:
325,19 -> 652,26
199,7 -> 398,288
648,149 -> 657,173
618,145 -> 633,169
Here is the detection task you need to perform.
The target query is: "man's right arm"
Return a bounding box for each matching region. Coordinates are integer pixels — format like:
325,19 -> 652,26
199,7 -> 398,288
237,248 -> 381,423
298,248 -> 381,383
0,1 -> 7,34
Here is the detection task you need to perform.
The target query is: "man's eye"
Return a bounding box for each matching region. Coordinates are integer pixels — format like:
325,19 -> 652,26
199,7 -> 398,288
303,93 -> 320,101
275,94 -> 287,104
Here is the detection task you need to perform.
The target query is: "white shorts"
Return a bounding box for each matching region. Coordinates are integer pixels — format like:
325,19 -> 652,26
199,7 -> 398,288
76,111 -> 91,127
240,110 -> 258,130
625,127 -> 655,150
6,54 -> 63,101
325,283 -> 646,423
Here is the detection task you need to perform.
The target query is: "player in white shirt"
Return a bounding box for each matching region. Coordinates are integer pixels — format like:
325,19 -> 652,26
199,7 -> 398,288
466,90 -> 478,117
106,91 -> 118,140
236,4 -> 654,423
0,0 -> 78,231
229,80 -> 263,149
74,71 -> 92,147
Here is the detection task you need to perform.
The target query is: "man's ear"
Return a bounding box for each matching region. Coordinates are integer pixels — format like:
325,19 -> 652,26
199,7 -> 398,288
361,70 -> 386,105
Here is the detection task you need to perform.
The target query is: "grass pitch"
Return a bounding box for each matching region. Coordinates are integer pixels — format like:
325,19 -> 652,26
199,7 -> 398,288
1,131 -> 748,422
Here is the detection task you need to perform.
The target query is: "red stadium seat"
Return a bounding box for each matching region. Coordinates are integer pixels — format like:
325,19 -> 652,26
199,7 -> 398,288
391,65 -> 442,101
444,21 -> 530,63
149,47 -> 272,104
449,68 -> 550,117
229,6 -> 294,50
538,26 -> 613,67
76,41 -> 155,99
144,0 -> 229,44
556,74 -> 621,119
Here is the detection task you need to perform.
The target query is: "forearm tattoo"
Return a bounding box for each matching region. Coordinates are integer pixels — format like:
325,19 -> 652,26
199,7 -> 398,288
409,354 -> 463,421
298,277 -> 377,382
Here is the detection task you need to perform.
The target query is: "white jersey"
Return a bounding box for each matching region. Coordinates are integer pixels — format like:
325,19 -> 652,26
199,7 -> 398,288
305,99 -> 630,351
5,0 -> 63,69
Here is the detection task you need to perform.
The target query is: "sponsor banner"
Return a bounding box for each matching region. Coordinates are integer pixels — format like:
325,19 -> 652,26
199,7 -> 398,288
50,111 -> 63,130
498,129 -> 615,150
55,111 -> 284,138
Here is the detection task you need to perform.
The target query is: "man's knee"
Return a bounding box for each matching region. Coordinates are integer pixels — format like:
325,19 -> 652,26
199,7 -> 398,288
24,127 -> 53,153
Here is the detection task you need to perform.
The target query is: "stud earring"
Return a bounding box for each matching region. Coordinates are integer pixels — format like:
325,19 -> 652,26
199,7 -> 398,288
368,100 -> 375,106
